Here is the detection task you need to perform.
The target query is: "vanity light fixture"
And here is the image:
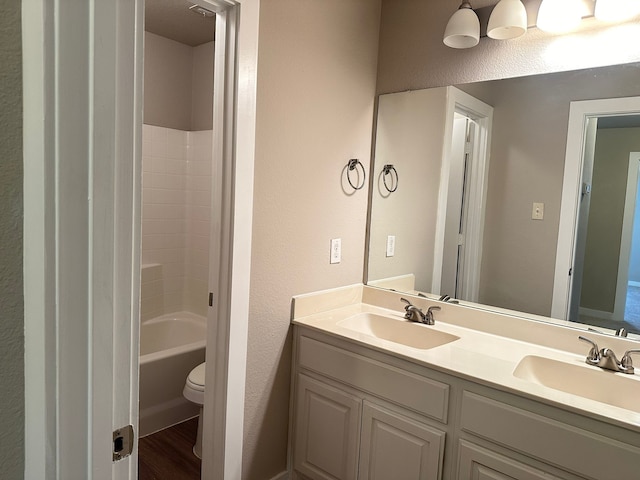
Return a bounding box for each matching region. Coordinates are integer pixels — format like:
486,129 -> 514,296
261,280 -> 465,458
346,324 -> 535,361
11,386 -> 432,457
536,0 -> 583,33
443,1 -> 480,49
594,0 -> 640,22
487,0 -> 527,40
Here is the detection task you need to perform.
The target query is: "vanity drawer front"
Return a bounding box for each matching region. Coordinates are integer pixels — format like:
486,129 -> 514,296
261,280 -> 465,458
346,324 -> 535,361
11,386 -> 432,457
298,334 -> 449,423
457,440 -> 563,480
460,391 -> 640,480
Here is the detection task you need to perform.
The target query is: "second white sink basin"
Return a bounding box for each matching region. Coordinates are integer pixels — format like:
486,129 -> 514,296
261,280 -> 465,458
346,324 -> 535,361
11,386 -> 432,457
337,312 -> 459,350
513,355 -> 640,413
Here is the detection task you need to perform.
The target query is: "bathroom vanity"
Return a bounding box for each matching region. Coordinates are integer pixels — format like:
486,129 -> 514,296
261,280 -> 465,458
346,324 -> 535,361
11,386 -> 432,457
288,285 -> 640,480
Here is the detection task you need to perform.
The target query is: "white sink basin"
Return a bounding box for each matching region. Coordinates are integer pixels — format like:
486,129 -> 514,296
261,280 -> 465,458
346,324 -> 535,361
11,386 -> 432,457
337,312 -> 459,350
513,355 -> 640,413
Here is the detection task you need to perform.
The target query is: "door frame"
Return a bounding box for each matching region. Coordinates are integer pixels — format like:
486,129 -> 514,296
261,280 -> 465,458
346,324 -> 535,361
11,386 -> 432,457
552,96 -> 640,319
432,87 -> 493,302
22,0 -> 259,478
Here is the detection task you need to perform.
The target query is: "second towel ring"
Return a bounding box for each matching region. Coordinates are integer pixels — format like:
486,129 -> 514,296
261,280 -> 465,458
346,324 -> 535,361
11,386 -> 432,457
382,164 -> 398,193
347,158 -> 366,190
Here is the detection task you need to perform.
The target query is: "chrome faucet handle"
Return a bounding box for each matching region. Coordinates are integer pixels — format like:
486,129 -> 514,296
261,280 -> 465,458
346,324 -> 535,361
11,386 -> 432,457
425,306 -> 441,325
400,297 -> 412,310
621,349 -> 640,374
616,328 -> 628,337
578,336 -> 600,365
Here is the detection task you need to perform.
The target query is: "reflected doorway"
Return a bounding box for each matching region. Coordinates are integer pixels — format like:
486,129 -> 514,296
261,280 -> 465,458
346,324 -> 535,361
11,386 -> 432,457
570,115 -> 640,334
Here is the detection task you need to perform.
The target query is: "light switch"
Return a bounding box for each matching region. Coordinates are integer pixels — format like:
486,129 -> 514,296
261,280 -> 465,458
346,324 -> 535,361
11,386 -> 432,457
386,235 -> 396,257
532,202 -> 544,220
330,238 -> 341,264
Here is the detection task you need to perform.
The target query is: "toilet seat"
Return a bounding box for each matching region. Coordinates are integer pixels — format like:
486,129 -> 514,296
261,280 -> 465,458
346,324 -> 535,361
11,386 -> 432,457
183,362 -> 206,404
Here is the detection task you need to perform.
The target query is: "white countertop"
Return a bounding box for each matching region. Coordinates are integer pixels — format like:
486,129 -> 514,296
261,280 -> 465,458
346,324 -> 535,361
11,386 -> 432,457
292,285 -> 640,433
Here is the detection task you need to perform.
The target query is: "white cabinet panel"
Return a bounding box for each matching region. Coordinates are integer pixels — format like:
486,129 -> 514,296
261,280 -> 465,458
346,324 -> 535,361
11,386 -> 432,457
359,402 -> 445,480
294,374 -> 362,480
458,440 -> 563,480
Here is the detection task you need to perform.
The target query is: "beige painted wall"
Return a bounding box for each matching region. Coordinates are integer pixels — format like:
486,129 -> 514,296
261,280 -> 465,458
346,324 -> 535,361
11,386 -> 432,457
191,41 -> 215,131
243,0 -> 381,478
369,88 -> 448,292
144,32 -> 214,131
581,127 -> 640,312
0,2 -> 24,478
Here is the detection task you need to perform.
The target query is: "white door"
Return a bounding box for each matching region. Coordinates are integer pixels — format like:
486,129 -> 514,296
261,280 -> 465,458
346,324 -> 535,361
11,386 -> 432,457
23,1 -> 143,478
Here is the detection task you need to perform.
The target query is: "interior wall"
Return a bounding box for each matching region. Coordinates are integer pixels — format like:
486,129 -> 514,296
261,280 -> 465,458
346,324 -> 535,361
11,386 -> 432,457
0,2 -> 24,478
455,67 -> 640,316
243,0 -> 381,478
581,127 -> 640,312
143,32 -> 214,131
376,1 -> 640,94
191,41 -> 215,131
368,88 -> 448,292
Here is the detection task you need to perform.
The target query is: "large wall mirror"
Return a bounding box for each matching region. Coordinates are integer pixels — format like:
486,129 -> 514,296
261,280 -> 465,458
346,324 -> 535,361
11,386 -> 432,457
366,61 -> 640,337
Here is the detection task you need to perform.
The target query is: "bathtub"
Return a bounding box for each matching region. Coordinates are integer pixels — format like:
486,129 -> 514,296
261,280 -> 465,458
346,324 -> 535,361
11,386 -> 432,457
139,311 -> 206,437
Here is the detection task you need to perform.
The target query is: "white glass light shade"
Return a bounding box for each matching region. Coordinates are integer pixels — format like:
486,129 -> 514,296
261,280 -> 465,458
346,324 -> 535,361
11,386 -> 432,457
443,3 -> 480,49
536,0 -> 583,33
488,0 -> 527,40
595,0 -> 640,21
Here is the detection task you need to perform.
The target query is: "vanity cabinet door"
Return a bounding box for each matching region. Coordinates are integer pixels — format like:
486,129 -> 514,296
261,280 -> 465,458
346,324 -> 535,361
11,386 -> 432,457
358,402 -> 445,480
457,440 -> 564,480
294,374 -> 362,480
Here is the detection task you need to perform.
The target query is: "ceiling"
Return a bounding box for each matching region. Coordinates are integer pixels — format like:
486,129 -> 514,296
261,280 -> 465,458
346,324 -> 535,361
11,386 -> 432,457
145,0 -> 215,47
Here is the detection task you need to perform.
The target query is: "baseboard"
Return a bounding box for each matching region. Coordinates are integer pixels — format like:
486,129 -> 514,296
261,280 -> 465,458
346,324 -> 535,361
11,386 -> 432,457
269,471 -> 289,480
629,281 -> 640,288
579,306 -> 614,321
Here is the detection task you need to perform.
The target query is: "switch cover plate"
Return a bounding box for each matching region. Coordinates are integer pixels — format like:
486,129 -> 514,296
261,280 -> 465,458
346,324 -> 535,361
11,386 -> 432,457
330,238 -> 341,264
386,235 -> 395,257
532,202 -> 544,220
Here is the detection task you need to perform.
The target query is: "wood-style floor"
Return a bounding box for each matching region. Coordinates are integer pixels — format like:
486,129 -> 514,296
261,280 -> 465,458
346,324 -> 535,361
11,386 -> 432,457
138,418 -> 201,480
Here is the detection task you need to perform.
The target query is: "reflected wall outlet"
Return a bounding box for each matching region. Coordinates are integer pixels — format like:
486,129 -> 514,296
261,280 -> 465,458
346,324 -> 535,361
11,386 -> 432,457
386,235 -> 395,257
532,202 -> 544,220
330,238 -> 341,264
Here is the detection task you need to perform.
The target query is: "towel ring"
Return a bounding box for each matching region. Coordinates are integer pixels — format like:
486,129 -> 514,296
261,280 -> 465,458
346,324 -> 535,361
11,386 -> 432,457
346,159 -> 366,190
382,164 -> 398,193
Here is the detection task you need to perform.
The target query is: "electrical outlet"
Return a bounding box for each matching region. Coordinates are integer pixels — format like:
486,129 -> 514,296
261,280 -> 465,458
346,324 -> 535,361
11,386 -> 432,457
386,235 -> 395,257
330,238 -> 341,264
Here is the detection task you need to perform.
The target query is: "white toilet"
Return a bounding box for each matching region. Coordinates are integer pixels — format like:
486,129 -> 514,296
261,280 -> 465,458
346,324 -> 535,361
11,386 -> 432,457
183,362 -> 206,458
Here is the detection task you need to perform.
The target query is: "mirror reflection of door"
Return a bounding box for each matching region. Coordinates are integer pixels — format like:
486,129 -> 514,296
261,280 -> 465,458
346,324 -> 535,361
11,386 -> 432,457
571,114 -> 640,334
442,113 -> 476,299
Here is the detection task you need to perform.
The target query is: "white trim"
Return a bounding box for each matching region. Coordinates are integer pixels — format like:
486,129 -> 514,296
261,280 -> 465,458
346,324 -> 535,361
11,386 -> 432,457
432,87 -> 493,302
552,97 -> 640,319
269,472 -> 290,480
200,1 -> 258,479
613,153 -> 640,320
629,281 -> 640,288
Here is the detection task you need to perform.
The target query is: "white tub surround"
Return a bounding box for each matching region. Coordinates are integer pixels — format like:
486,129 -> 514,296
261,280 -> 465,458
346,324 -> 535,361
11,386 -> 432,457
139,311 -> 206,437
289,284 -> 640,480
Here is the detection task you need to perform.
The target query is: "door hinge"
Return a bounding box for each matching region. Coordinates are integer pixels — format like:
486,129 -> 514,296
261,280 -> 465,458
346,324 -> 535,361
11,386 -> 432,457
209,292 -> 214,307
113,425 -> 134,462
569,267 -> 572,276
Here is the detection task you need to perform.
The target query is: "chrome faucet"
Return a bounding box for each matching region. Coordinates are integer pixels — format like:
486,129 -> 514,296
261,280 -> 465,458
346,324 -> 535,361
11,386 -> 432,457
438,294 -> 459,304
578,336 -> 640,374
400,298 -> 441,325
